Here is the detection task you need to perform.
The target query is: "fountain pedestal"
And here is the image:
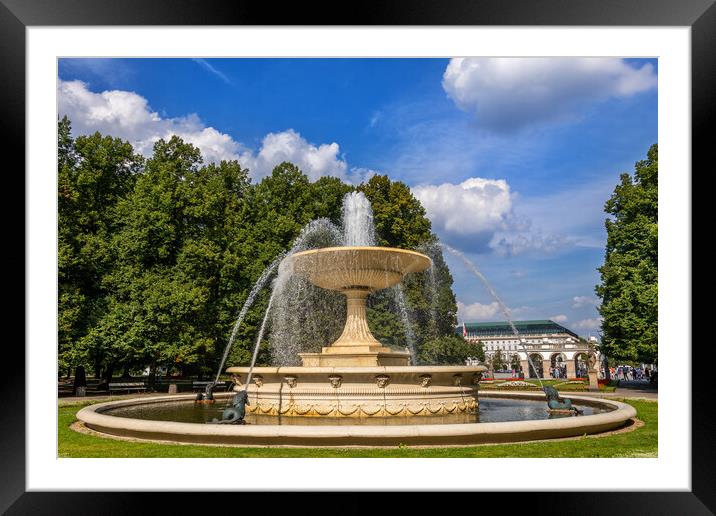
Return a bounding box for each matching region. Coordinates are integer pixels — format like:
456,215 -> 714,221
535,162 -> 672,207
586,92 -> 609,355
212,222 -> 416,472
298,288 -> 411,366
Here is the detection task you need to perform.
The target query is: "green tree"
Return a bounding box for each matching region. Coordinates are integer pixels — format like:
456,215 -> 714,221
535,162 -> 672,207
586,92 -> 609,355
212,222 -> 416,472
418,335 -> 482,365
595,144 -> 658,364
359,174 -> 431,248
100,137 -> 215,380
509,353 -> 521,371
58,117 -> 142,376
490,349 -> 507,370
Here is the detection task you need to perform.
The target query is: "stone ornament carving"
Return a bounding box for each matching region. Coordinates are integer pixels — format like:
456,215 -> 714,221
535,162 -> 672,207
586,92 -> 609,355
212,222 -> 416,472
471,372 -> 483,385
284,375 -> 298,388
246,397 -> 478,418
231,374 -> 242,386
419,374 -> 432,388
253,375 -> 264,388
375,375 -> 391,388
328,375 -> 343,388
453,374 -> 463,386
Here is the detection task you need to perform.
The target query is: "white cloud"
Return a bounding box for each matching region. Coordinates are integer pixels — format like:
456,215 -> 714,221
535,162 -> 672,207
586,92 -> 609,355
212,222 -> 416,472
241,129 -> 354,182
413,178 -> 513,236
457,300 -> 530,323
573,317 -> 603,331
58,79 -> 243,163
457,301 -> 502,322
57,79 -> 367,183
442,58 -> 657,132
412,177 -> 568,255
549,314 -> 568,323
572,296 -> 600,309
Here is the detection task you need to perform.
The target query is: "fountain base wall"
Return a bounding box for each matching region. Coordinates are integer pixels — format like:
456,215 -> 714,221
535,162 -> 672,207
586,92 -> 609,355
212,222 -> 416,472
225,366 -> 485,418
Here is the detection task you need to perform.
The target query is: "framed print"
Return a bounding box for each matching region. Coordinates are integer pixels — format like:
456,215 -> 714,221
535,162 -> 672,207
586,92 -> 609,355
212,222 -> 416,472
6,0 -> 714,513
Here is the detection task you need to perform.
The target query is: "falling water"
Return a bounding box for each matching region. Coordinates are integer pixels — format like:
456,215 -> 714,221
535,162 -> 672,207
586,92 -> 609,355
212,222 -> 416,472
427,264 -> 438,330
393,284 -> 418,365
441,243 -> 544,389
213,218 -> 342,386
212,255 -> 284,385
244,284 -> 279,389
416,241 -> 442,335
246,218 -> 344,368
342,191 -> 376,246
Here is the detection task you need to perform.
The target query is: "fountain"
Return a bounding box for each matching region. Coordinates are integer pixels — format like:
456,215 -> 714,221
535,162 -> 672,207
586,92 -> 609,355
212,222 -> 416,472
76,192 -> 636,446
224,192 -> 486,418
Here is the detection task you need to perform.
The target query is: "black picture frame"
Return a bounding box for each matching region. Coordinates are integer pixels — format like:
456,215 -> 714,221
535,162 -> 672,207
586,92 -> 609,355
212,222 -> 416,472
4,0 -> 712,513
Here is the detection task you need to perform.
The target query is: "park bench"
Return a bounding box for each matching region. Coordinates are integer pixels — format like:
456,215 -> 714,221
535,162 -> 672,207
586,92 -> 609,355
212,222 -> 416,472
108,382 -> 147,395
192,381 -> 229,392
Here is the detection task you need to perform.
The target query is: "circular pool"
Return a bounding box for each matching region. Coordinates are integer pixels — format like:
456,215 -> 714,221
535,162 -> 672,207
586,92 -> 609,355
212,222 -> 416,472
76,392 -> 636,447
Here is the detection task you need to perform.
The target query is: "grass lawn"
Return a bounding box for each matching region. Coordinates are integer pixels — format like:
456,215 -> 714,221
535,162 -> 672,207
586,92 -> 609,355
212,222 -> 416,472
58,398 -> 657,458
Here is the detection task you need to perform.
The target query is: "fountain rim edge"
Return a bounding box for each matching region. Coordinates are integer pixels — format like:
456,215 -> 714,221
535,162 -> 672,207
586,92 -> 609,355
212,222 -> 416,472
290,245 -> 433,261
76,393 -> 636,442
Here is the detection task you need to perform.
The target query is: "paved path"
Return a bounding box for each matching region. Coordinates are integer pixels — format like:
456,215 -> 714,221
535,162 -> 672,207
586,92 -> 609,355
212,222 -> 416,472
578,381 -> 658,400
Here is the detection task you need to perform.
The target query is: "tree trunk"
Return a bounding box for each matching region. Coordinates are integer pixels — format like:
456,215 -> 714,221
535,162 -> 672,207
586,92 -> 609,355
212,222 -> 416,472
147,362 -> 157,390
73,366 -> 87,396
104,364 -> 115,387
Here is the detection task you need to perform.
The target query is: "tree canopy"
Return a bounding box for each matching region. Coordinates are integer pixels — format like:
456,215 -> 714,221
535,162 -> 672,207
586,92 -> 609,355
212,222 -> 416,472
595,144 -> 658,364
57,118 -> 471,379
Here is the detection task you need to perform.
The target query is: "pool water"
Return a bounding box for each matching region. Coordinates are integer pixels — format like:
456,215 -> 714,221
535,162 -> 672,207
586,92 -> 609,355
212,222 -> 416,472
105,397 -> 607,426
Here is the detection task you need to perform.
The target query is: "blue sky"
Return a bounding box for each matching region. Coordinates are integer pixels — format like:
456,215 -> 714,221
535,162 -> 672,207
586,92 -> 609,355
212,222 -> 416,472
58,57 -> 658,337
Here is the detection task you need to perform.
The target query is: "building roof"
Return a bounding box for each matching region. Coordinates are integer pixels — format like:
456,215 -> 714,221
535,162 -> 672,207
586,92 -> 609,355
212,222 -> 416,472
457,320 -> 579,339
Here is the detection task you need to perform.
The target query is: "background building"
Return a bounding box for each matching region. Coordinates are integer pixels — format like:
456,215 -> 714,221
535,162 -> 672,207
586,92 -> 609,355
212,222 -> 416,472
458,320 -> 597,379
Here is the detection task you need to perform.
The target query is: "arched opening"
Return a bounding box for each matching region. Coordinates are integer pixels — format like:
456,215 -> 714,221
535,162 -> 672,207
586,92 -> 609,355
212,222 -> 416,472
574,353 -> 589,379
550,353 -> 566,379
528,353 -> 543,378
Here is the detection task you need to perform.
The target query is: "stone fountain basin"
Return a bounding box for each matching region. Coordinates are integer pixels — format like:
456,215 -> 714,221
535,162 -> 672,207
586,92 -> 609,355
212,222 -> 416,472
225,365 -> 485,418
76,391 -> 636,447
289,246 -> 433,291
